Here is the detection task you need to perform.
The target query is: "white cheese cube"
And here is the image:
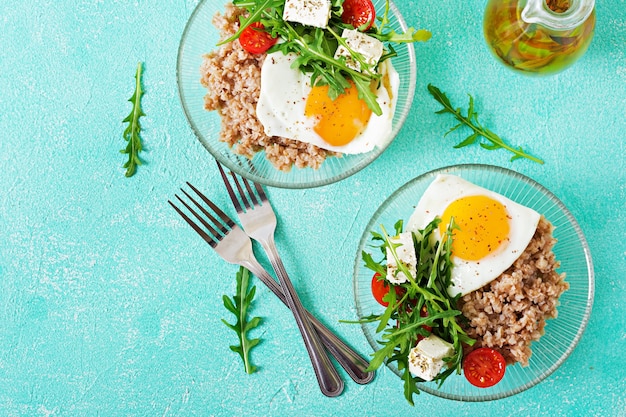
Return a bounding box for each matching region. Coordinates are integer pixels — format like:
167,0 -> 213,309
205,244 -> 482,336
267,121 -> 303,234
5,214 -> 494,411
386,232 -> 416,284
333,29 -> 384,71
408,334 -> 455,381
283,0 -> 331,29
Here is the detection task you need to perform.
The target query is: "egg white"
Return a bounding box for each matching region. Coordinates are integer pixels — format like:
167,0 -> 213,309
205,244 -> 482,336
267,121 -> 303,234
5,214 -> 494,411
256,51 -> 399,154
407,174 -> 541,297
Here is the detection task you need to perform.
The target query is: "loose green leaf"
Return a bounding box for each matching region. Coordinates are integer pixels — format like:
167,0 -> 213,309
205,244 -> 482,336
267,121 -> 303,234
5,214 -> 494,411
427,84 -> 544,164
121,62 -> 145,177
454,132 -> 480,148
222,266 -> 263,374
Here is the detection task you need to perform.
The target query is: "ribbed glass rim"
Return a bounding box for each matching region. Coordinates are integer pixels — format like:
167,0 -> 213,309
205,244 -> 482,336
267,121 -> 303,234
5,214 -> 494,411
353,164 -> 594,402
176,0 -> 417,189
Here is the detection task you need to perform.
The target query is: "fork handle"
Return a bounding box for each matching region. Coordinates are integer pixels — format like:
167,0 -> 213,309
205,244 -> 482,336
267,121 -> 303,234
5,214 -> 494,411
240,258 -> 374,386
261,239 -> 344,397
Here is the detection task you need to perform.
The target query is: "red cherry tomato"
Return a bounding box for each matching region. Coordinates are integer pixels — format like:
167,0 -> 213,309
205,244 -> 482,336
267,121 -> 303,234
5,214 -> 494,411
341,0 -> 376,31
238,22 -> 278,54
371,273 -> 390,306
371,273 -> 405,307
463,347 -> 506,388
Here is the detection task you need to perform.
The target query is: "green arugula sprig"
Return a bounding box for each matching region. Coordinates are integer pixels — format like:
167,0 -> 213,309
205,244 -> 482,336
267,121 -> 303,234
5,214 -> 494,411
428,84 -> 544,165
371,0 -> 431,44
357,218 -> 475,406
121,62 -> 145,177
222,266 -> 263,374
219,0 -> 430,115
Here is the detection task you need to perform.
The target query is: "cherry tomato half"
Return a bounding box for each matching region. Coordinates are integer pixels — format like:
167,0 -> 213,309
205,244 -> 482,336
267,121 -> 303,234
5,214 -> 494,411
463,347 -> 506,388
341,0 -> 376,31
238,22 -> 278,54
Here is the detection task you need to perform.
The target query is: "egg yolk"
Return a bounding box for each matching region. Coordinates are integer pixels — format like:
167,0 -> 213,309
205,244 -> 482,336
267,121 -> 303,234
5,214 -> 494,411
439,195 -> 511,261
304,81 -> 372,146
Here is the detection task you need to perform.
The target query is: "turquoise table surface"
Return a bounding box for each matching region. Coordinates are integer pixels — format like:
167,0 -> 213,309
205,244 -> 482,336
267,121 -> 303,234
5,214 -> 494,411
1,0 -> 625,416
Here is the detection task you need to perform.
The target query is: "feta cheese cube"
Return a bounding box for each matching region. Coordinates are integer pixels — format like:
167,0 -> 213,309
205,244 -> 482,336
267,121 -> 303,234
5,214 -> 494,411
333,29 -> 384,71
283,0 -> 331,29
386,232 -> 416,284
408,334 -> 455,381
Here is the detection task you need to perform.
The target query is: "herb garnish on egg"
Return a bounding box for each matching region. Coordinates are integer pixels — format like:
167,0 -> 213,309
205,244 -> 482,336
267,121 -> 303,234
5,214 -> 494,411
218,0 -> 431,116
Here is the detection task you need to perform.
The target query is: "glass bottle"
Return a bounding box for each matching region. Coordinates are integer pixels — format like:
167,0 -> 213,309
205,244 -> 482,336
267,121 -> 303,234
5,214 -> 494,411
484,0 -> 596,75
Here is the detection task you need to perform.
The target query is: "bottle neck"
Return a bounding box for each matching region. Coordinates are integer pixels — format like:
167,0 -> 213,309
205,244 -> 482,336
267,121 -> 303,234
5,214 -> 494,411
522,0 -> 595,30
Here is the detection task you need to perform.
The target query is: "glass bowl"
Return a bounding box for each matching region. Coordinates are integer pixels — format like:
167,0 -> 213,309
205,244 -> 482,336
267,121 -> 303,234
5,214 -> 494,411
353,164 -> 594,402
177,0 -> 416,189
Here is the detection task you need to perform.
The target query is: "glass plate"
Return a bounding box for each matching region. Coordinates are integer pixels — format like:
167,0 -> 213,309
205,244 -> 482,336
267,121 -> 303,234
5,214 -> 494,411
353,164 -> 594,402
177,0 -> 416,189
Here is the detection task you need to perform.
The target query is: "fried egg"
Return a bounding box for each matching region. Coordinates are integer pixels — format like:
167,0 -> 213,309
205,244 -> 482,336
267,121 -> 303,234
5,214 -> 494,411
407,174 -> 540,297
256,51 -> 399,154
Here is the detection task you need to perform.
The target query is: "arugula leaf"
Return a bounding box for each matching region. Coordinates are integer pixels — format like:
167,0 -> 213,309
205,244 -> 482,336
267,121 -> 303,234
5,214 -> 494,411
222,266 -> 263,374
217,0 -> 430,115
399,361 -> 420,406
427,84 -> 544,164
373,28 -> 432,43
362,251 -> 386,276
217,0 -> 283,46
121,62 -> 145,177
372,0 -> 431,44
356,218 -> 475,406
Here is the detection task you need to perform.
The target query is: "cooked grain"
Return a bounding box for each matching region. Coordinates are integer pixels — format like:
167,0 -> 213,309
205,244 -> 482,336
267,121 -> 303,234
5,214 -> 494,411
459,216 -> 569,366
200,4 -> 339,171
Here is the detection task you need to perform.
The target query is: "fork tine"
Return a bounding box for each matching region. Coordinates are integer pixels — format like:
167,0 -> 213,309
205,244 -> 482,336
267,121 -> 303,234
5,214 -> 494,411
230,171 -> 252,210
215,163 -> 245,213
252,179 -> 268,203
186,181 -> 237,228
239,174 -> 263,206
178,191 -> 229,238
168,199 -> 219,248
224,159 -> 267,205
230,171 -> 256,209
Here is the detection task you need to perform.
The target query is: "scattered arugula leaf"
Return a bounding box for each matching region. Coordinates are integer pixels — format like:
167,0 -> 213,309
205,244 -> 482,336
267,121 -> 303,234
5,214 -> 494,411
121,62 -> 145,177
219,0 -> 431,115
355,218 -> 475,406
222,266 -> 263,374
427,84 -> 544,165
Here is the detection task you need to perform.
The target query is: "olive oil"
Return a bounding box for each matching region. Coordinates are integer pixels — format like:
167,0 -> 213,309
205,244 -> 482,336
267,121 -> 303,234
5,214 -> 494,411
484,0 -> 595,75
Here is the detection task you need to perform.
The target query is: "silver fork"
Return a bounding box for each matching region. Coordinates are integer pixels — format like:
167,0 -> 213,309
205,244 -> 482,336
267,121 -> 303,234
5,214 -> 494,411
169,184 -> 372,395
212,167 -> 345,397
172,181 -> 374,387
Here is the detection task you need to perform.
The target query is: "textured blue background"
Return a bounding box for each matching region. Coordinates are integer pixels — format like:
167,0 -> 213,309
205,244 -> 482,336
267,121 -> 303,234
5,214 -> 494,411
1,0 -> 624,416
